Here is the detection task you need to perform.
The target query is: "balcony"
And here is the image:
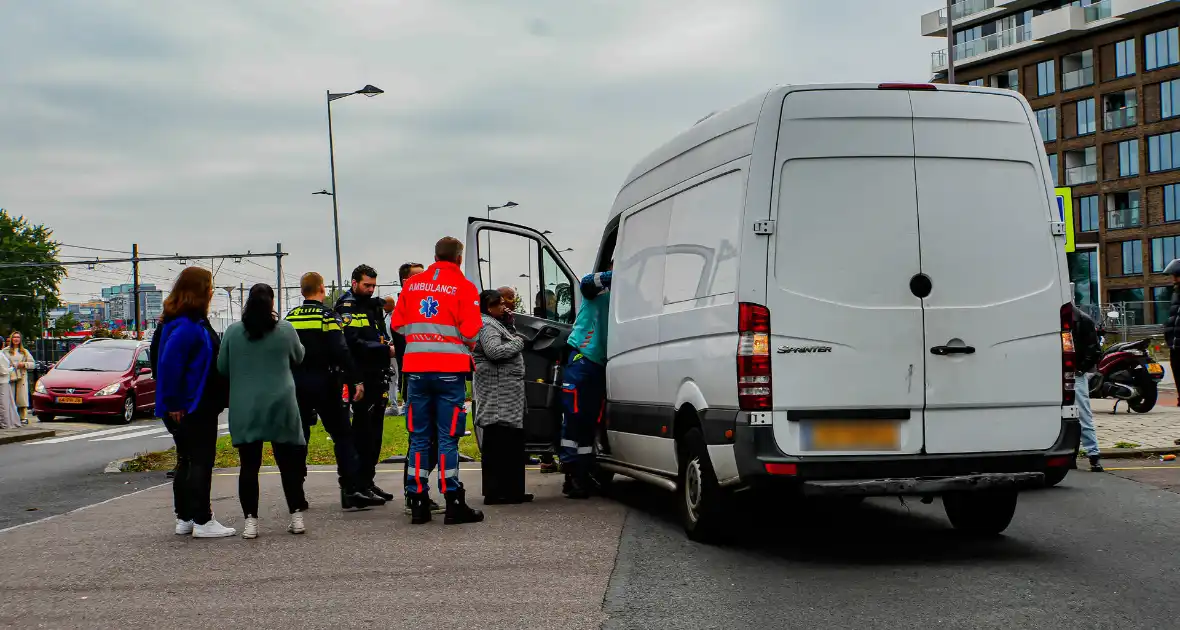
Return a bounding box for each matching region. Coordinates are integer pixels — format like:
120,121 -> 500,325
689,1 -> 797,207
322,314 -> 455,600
1085,0 -> 1115,22
931,25 -> 1033,72
1063,65 -> 1095,91
1108,206 -> 1142,230
921,0 -> 997,36
1104,105 -> 1138,130
1066,163 -> 1098,185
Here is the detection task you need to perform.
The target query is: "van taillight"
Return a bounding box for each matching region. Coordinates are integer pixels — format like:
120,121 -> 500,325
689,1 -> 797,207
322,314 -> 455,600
1061,303 -> 1076,406
738,303 -> 772,411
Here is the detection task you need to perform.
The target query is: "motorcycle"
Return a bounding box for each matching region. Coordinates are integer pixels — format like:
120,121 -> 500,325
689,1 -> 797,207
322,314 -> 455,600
1088,336 -> 1165,413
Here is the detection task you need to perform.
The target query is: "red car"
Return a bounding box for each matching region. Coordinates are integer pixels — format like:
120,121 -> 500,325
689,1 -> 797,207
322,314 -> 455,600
32,339 -> 156,424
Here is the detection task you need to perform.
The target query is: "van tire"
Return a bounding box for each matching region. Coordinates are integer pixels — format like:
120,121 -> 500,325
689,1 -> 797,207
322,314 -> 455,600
943,489 -> 1018,536
678,428 -> 727,543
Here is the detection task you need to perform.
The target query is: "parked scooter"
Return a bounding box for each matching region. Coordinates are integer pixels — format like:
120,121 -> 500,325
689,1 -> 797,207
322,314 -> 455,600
1088,334 -> 1165,413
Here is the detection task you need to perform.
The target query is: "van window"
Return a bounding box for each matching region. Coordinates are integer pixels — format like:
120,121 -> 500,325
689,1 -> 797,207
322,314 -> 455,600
663,171 -> 743,305
539,247 -> 575,324
615,200 -> 671,322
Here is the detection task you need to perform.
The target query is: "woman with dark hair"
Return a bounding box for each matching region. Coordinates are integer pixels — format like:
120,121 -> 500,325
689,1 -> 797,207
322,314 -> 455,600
473,289 -> 532,504
217,283 -> 307,539
156,267 -> 234,538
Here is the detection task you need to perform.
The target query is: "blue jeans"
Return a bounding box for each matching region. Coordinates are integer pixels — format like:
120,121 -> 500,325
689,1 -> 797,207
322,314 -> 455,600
1076,372 -> 1099,457
404,372 -> 467,494
559,355 -> 606,473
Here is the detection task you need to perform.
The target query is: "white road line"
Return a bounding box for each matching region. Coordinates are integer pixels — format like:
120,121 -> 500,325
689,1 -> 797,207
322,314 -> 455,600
0,482 -> 172,537
92,427 -> 170,441
27,424 -> 151,444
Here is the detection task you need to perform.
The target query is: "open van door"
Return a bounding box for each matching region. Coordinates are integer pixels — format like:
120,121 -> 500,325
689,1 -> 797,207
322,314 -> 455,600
465,217 -> 582,454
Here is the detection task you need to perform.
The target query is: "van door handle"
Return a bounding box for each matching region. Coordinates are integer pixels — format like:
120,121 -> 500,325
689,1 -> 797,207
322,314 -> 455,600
930,345 -> 975,356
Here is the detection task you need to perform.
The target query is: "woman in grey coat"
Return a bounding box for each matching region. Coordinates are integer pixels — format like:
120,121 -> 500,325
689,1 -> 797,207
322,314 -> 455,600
473,289 -> 532,504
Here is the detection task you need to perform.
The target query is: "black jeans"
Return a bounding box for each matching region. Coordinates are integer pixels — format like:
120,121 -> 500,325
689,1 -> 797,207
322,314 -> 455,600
481,423 -> 526,500
350,376 -> 388,488
237,441 -> 307,517
164,411 -> 218,525
1171,349 -> 1180,404
298,378 -> 362,492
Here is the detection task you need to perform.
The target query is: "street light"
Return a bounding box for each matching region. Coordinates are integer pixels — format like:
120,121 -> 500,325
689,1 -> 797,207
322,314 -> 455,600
321,84 -> 384,290
484,201 -> 518,285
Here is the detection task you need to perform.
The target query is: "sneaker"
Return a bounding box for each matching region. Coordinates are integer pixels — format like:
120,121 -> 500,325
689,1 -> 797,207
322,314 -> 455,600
1089,455 -> 1105,473
174,519 -> 194,536
242,517 -> 259,540
369,485 -> 395,502
539,462 -> 560,474
192,517 -> 236,538
288,511 -> 306,535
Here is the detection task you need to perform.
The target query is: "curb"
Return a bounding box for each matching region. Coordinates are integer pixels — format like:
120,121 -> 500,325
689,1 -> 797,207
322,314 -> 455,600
0,429 -> 54,445
1099,447 -> 1180,459
104,457 -> 135,473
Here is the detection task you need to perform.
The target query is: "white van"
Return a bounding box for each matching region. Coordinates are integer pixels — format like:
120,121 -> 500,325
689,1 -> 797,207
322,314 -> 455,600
466,83 -> 1081,542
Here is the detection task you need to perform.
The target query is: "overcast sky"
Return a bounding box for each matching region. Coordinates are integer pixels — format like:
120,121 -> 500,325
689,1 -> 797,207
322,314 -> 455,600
0,0 -> 938,318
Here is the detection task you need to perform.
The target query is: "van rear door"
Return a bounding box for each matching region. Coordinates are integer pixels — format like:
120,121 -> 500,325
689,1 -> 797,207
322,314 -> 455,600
911,89 -> 1064,454
766,89 -> 927,456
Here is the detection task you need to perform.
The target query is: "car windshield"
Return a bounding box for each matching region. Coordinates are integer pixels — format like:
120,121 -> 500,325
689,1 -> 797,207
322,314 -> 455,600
54,346 -> 134,372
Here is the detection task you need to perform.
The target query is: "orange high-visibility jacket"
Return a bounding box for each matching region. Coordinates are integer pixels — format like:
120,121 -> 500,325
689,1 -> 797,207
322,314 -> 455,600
389,260 -> 483,373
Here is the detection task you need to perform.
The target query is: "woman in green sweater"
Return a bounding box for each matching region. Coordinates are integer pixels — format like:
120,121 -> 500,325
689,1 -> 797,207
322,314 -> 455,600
217,283 -> 307,539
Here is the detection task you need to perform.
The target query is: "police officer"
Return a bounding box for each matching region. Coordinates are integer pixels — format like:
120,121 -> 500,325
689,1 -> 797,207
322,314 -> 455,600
336,264 -> 398,503
286,272 -> 384,511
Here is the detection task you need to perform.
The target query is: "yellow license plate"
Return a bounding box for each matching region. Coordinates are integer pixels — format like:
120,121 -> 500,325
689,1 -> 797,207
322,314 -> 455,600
805,420 -> 900,451
56,396 -> 83,404
1148,363 -> 1163,375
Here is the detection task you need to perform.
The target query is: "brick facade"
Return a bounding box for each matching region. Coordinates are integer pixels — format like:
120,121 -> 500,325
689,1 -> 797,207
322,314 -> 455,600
951,9 -> 1180,322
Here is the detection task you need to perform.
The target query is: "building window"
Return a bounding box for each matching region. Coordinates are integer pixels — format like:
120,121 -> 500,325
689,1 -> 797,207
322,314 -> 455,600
1148,131 -> 1180,173
1079,195 -> 1099,232
1103,89 -> 1138,130
1068,250 -> 1100,309
1162,79 -> 1180,119
1037,60 -> 1056,96
1076,99 -> 1096,136
1108,191 -> 1141,229
1122,239 -> 1143,275
1154,286 -> 1173,326
1047,153 -> 1059,186
1064,146 -> 1097,185
1153,236 -> 1180,272
966,79 -> 983,87
1035,107 -> 1057,142
989,69 -> 1019,91
1165,184 -> 1180,222
1109,288 -> 1146,324
1146,27 -> 1180,71
1062,50 -> 1094,91
1116,38 -> 1137,77
1118,139 -> 1139,177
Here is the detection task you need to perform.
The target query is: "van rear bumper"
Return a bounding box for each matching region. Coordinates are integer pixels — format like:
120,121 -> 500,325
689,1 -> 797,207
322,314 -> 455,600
733,418 -> 1080,496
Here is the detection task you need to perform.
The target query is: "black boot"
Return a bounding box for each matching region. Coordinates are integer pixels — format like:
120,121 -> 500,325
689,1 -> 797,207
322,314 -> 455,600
369,485 -> 395,502
1089,455 -> 1105,473
407,492 -> 433,525
443,488 -> 485,525
563,473 -> 593,500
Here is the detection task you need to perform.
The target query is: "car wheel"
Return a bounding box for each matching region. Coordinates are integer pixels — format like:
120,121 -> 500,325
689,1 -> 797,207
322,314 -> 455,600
943,489 -> 1019,536
119,395 -> 135,425
678,427 -> 728,544
37,413 -> 55,423
1042,467 -> 1069,487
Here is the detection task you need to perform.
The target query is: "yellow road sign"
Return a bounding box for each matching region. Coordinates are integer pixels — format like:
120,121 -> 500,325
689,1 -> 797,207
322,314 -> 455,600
1055,187 -> 1075,253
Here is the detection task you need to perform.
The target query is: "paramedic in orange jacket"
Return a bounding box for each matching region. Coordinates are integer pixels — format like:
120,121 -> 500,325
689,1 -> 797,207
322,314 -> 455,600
388,236 -> 485,525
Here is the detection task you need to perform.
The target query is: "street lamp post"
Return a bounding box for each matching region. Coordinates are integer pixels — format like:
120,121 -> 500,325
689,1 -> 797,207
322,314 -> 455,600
319,84 -> 384,289
484,201 -> 518,286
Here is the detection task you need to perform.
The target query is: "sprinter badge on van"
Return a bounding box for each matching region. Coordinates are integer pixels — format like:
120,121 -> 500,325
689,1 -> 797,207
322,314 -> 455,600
777,345 -> 833,354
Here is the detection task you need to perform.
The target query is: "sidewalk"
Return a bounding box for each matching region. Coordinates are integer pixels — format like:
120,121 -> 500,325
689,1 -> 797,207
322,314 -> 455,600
1092,371 -> 1180,451
0,466 -> 624,630
0,426 -> 54,445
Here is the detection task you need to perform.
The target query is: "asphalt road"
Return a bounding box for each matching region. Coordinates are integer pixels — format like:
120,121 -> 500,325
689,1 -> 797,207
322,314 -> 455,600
0,415 -> 225,529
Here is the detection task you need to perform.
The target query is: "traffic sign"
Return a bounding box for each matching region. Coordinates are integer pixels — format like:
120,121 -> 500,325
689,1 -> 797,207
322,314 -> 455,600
1055,187 -> 1075,253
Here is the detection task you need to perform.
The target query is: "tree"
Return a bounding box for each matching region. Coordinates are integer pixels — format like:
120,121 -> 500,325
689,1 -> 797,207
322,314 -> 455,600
50,312 -> 79,337
0,210 -> 65,339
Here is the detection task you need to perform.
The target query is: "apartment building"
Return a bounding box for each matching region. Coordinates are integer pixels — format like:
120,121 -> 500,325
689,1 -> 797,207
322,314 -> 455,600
922,0 -> 1180,326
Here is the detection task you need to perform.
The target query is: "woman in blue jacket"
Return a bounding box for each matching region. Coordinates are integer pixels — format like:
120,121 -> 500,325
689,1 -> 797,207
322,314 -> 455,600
154,267 -> 234,539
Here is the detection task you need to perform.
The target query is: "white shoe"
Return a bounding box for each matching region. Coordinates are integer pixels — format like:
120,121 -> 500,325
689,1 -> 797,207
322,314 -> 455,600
242,517 -> 259,539
192,517 -> 237,539
175,519 -> 194,536
287,510 -> 305,535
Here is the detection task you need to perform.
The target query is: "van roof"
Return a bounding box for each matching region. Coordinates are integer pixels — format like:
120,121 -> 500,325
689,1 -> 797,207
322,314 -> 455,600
608,83 -> 1014,221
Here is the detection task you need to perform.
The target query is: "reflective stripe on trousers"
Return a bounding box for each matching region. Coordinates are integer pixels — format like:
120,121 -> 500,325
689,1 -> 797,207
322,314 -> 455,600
403,372 -> 467,494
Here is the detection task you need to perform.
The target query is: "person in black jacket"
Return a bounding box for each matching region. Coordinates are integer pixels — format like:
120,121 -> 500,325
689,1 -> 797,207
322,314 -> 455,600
286,272 -> 384,511
1163,260 -> 1180,406
336,264 -> 397,502
1074,305 -> 1104,473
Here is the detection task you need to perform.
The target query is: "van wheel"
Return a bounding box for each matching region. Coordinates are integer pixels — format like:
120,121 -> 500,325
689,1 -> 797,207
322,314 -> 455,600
1042,467 -> 1069,487
943,490 -> 1018,536
678,428 -> 728,543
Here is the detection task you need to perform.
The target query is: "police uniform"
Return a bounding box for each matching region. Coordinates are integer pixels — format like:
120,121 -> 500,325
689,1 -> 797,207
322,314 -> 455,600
388,260 -> 484,524
285,300 -> 381,510
335,290 -> 394,500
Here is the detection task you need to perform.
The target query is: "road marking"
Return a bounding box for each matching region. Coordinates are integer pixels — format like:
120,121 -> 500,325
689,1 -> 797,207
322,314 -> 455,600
1106,465 -> 1180,470
0,481 -> 171,537
92,427 -> 170,441
27,424 -> 153,444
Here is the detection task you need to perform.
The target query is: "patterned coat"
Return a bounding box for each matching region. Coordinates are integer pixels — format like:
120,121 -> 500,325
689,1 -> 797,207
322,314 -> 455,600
472,314 -> 526,429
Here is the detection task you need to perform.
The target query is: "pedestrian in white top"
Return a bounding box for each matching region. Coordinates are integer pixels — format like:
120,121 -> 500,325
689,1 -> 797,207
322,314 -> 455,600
0,351 -> 21,429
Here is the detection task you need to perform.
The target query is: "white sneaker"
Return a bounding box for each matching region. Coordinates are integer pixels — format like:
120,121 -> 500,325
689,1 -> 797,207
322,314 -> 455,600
174,519 -> 194,536
287,510 -> 305,535
192,517 -> 237,539
242,517 -> 259,540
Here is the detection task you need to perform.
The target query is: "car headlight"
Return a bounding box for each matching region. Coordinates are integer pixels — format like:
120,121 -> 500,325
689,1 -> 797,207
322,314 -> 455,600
96,382 -> 122,396
34,379 -> 46,394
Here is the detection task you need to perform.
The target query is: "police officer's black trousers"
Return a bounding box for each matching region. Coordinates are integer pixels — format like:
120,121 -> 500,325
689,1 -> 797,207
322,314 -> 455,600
351,376 -> 389,489
297,378 -> 363,492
